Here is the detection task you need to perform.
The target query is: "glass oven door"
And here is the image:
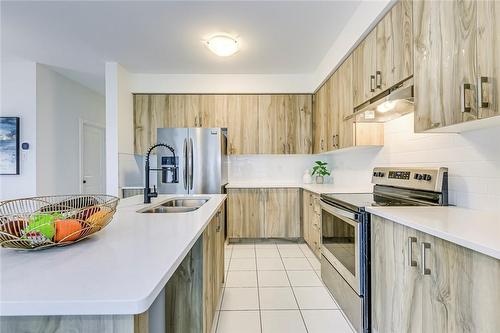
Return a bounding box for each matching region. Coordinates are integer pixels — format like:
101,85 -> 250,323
320,201 -> 361,294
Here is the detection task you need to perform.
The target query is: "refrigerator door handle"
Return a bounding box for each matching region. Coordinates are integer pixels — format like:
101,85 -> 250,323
189,137 -> 194,190
183,138 -> 188,190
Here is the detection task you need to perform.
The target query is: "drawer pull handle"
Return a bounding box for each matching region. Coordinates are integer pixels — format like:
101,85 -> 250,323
477,76 -> 489,108
376,71 -> 382,89
421,242 -> 431,275
407,237 -> 417,267
461,83 -> 473,113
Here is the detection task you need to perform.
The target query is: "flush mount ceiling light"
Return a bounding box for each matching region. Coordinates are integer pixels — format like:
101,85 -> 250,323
205,34 -> 239,57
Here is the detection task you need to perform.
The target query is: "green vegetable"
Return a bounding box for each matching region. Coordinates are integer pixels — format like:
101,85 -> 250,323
25,213 -> 62,239
311,161 -> 331,177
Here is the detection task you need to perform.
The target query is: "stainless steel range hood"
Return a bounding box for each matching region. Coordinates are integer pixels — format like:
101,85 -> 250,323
346,80 -> 414,123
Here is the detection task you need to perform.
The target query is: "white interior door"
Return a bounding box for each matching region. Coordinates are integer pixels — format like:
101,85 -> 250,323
81,121 -> 105,194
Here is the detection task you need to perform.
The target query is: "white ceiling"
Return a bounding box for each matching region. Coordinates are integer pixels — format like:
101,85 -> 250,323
1,1 -> 363,94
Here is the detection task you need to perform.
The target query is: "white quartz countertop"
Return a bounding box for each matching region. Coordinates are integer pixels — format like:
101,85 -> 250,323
366,206 -> 500,260
226,182 -> 373,194
0,194 -> 226,316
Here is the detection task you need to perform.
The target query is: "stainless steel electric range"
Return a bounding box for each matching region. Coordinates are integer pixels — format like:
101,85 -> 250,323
320,167 -> 448,333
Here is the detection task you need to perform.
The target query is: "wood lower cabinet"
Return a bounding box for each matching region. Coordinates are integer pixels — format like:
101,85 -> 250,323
202,207 -> 225,333
371,215 -> 500,333
302,190 -> 321,258
227,188 -> 300,239
264,188 -> 300,238
227,189 -> 265,238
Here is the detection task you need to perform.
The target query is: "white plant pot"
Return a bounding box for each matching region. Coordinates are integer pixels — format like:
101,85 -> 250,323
315,176 -> 324,184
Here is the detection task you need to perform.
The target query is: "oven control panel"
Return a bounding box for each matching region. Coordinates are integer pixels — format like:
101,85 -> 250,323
372,167 -> 448,192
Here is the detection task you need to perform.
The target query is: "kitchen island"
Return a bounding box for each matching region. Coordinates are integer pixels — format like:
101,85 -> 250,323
0,194 -> 227,332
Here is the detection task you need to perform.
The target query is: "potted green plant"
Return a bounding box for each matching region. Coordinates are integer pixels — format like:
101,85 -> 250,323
311,161 -> 330,184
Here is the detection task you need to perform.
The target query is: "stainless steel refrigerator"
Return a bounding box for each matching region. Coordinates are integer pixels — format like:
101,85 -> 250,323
156,128 -> 228,194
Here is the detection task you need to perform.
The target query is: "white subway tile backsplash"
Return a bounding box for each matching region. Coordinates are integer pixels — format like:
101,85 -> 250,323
329,113 -> 500,212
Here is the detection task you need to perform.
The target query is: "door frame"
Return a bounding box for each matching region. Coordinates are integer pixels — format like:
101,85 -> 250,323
79,119 -> 106,194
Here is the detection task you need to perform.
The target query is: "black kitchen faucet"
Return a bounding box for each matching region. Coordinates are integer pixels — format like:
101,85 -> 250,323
144,143 -> 176,204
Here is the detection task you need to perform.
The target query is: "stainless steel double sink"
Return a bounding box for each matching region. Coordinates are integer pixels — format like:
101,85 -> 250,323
138,198 -> 209,213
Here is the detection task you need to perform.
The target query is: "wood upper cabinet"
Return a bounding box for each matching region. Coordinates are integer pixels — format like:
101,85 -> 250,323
286,95 -> 313,154
264,188 -> 300,238
352,29 -> 377,107
476,0 -> 500,119
371,215 -> 500,333
200,95 -> 228,128
258,95 -> 312,154
227,189 -> 265,238
376,0 -> 413,92
327,75 -> 339,151
353,1 -> 413,108
258,95 -> 287,154
337,57 -> 355,149
313,82 -> 330,153
184,95 -> 202,127
413,0 -> 478,131
391,0 -> 413,86
227,95 -> 259,154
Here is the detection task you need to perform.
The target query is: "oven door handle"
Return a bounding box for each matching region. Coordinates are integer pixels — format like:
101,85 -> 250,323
320,201 -> 359,222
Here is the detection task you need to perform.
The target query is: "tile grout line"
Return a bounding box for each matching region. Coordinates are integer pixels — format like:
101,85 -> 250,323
277,244 -> 310,333
254,242 -> 263,333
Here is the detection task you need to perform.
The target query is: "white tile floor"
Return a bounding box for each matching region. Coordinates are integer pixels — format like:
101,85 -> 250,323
214,241 -> 355,333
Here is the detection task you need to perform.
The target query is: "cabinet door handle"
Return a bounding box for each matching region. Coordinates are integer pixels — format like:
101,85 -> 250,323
477,76 -> 489,108
288,143 -> 291,154
421,242 -> 431,275
461,83 -> 473,113
376,71 -> 382,89
283,143 -> 286,154
370,75 -> 375,92
216,211 -> 221,232
407,237 -> 417,267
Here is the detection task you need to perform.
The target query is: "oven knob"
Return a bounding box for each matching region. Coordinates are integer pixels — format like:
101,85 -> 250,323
379,172 -> 385,177
424,174 -> 432,181
417,174 -> 424,180
373,172 -> 377,177
414,173 -> 420,180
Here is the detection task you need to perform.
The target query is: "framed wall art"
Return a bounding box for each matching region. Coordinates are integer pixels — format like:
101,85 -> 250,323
0,117 -> 20,175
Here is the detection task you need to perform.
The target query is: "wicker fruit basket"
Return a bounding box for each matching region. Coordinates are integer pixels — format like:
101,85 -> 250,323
0,195 -> 119,250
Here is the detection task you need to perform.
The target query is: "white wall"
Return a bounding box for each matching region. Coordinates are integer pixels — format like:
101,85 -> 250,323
36,64 -> 105,196
105,62 -> 134,196
0,62 -> 38,199
129,73 -> 313,94
328,113 -> 500,212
